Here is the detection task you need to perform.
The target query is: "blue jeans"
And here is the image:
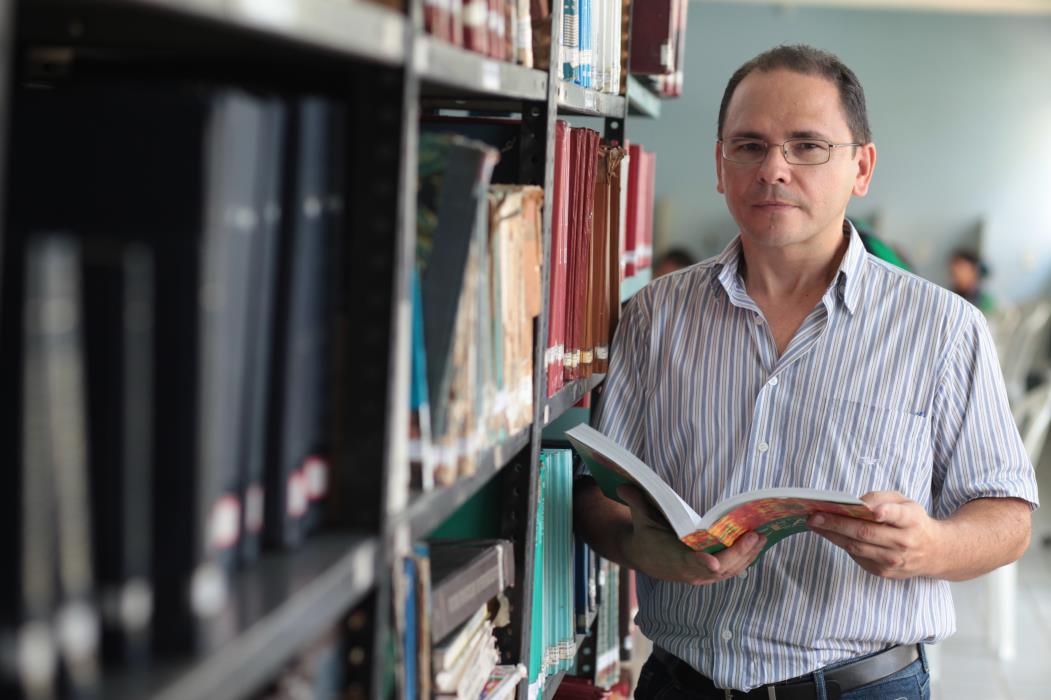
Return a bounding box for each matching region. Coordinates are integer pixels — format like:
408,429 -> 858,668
634,645 -> 931,700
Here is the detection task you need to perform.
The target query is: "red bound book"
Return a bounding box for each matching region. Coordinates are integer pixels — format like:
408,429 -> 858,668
579,130 -> 599,379
625,142 -> 641,277
641,148 -> 657,270
629,0 -> 675,75
563,127 -> 582,384
488,0 -> 501,58
464,0 -> 488,54
547,121 -> 571,398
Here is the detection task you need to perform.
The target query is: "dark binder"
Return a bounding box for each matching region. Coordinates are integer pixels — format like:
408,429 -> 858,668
427,539 -> 515,643
82,238 -> 155,667
238,98 -> 286,565
265,96 -> 335,549
7,82 -> 272,653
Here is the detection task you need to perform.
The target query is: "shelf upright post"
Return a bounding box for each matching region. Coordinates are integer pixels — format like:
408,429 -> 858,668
498,2 -> 564,697
0,0 -> 14,321
333,9 -> 419,698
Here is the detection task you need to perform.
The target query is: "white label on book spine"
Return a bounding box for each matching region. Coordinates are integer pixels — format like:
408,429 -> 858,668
210,494 -> 241,550
414,41 -> 429,73
55,602 -> 99,664
595,347 -> 608,361
245,484 -> 264,533
581,350 -> 593,364
481,61 -> 501,91
543,404 -> 550,425
660,42 -> 672,69
464,1 -> 485,27
190,563 -> 227,618
119,579 -> 153,631
584,90 -> 596,111
16,621 -> 56,691
287,469 -> 308,517
305,456 -> 329,500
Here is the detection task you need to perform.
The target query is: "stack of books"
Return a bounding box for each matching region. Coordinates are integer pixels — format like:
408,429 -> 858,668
559,0 -> 626,94
424,0 -> 549,68
544,120 -> 656,398
396,539 -> 520,699
2,79 -> 363,695
413,131 -> 543,490
629,0 -> 689,97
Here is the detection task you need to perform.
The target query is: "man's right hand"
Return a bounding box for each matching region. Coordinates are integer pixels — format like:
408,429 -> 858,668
617,484 -> 767,585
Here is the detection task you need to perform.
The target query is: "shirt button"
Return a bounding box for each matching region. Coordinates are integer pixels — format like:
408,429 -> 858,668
768,376 -> 779,387
754,315 -> 763,324
757,441 -> 769,453
739,569 -> 749,579
721,629 -> 733,641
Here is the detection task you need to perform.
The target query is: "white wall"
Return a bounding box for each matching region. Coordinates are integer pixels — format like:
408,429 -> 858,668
628,2 -> 1051,302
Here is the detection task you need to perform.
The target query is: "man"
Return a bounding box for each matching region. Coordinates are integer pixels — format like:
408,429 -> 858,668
575,45 -> 1038,699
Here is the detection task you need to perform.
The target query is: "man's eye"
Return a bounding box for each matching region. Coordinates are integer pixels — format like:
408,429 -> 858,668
737,142 -> 764,152
796,141 -> 823,150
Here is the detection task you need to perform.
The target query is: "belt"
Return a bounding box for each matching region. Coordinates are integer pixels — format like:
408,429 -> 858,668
651,644 -> 920,700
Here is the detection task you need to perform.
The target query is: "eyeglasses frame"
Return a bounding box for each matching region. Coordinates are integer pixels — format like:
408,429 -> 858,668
717,137 -> 864,166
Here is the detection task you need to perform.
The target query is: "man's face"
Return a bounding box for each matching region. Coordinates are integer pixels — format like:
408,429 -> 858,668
715,69 -> 876,252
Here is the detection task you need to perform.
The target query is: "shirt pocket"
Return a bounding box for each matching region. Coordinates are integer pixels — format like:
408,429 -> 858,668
823,397 -> 932,500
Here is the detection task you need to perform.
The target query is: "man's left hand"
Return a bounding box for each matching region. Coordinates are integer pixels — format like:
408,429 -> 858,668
807,491 -> 944,579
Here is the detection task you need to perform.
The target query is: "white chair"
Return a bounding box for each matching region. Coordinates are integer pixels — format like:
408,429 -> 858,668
1001,302 -> 1051,406
986,373 -> 1051,660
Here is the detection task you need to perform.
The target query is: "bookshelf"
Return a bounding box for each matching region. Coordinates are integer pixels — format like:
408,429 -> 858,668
0,0 -> 673,697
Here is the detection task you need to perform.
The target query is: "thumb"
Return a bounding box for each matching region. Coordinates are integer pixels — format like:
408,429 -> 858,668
616,484 -> 666,527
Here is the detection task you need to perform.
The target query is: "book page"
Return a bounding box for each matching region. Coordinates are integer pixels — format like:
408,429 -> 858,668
565,424 -> 701,539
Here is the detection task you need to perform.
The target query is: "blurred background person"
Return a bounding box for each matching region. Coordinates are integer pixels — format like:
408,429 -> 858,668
652,247 -> 695,278
949,248 -> 996,313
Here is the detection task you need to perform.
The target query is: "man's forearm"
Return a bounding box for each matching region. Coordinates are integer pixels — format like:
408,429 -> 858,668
573,477 -> 635,568
932,497 -> 1032,581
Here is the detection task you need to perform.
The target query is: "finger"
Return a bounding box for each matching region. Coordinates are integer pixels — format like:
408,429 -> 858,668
866,501 -> 918,526
859,491 -> 911,508
617,485 -> 668,527
814,529 -> 900,566
808,512 -> 896,545
714,532 -> 767,573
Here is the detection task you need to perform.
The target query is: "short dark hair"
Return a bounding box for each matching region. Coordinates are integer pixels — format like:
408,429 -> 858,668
717,44 -> 872,144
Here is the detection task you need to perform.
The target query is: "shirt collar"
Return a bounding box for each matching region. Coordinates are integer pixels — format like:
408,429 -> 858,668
713,220 -> 867,315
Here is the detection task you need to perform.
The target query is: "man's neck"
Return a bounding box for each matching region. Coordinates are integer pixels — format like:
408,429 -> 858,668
739,225 -> 849,302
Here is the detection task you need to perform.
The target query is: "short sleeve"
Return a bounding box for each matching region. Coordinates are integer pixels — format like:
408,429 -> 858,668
930,308 -> 1040,518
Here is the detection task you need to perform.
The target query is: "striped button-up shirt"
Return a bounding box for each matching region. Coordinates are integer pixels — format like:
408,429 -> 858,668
592,225 -> 1039,691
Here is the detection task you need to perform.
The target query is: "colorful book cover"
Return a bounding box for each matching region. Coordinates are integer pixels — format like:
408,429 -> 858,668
565,424 -> 874,560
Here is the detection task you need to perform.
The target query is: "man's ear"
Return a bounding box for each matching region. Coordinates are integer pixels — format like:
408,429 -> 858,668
852,143 -> 877,197
715,141 -> 725,194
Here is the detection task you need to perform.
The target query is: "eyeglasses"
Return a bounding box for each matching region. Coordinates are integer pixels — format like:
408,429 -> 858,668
719,137 -> 862,165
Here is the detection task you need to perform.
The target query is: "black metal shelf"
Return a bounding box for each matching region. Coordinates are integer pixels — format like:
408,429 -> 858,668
99,534 -> 378,700
542,373 -> 605,427
417,36 -> 548,102
399,426 -> 532,541
626,75 -> 661,119
556,80 -> 626,118
22,0 -> 408,66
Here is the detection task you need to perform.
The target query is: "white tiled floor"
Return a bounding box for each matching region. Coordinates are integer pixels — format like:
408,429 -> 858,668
935,445 -> 1051,700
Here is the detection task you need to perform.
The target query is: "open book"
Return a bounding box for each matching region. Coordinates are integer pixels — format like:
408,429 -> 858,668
565,424 -> 874,555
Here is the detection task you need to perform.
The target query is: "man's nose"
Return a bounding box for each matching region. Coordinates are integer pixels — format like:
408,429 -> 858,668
756,144 -> 792,184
